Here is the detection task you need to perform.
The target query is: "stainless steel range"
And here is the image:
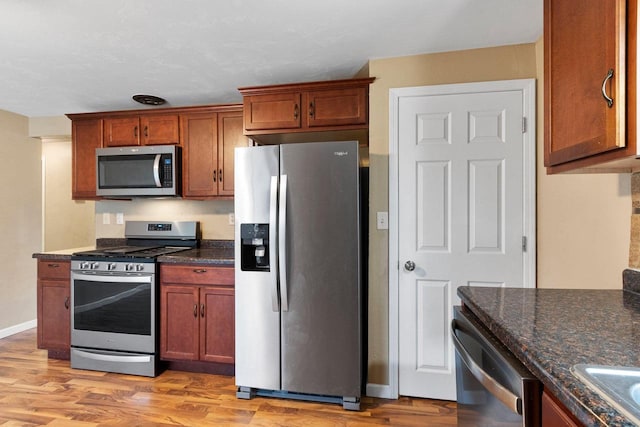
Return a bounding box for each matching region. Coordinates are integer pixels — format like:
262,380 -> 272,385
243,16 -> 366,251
70,220 -> 199,377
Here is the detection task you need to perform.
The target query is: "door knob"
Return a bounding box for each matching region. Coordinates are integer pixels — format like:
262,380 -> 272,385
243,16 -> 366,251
404,260 -> 416,272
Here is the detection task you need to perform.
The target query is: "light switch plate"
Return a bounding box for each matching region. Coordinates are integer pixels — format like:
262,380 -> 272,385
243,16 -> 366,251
377,211 -> 389,230
228,213 -> 235,225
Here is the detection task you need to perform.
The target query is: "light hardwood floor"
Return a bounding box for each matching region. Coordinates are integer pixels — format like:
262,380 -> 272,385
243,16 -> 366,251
0,329 -> 457,426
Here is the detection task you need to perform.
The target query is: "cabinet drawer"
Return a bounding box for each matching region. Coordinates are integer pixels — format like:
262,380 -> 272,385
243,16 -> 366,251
160,264 -> 234,286
37,259 -> 70,281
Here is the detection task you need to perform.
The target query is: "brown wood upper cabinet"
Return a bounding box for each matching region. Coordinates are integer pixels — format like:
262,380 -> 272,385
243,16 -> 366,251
103,114 -> 180,147
239,77 -> 374,144
544,0 -> 638,173
181,107 -> 249,198
71,118 -> 103,200
67,104 -> 245,200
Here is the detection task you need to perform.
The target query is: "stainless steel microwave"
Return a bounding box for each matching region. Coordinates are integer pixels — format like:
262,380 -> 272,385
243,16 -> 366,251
96,145 -> 181,197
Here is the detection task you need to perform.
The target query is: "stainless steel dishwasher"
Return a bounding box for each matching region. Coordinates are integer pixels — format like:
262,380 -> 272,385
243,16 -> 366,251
451,306 -> 542,426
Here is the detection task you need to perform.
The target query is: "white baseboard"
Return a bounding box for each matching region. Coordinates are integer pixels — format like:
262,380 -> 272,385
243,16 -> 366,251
0,319 -> 36,339
366,383 -> 395,399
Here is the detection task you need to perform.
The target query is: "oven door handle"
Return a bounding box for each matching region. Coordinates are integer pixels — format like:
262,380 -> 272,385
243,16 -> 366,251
71,271 -> 154,283
450,319 -> 522,415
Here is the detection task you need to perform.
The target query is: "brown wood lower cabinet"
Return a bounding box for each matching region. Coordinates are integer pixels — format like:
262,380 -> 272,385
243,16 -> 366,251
36,259 -> 71,359
159,264 -> 234,372
542,390 -> 582,427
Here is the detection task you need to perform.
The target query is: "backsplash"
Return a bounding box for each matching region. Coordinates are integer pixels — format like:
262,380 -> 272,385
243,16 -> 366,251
631,172 -> 640,267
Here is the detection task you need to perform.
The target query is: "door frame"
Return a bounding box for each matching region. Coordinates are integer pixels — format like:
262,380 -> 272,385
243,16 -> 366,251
387,79 -> 537,399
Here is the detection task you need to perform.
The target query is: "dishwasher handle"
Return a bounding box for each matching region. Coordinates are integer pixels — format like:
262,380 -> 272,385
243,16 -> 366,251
451,319 -> 522,415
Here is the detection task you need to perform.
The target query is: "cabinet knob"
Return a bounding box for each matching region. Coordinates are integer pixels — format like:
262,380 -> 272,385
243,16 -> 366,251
309,102 -> 315,118
193,269 -> 207,274
47,263 -> 59,268
213,170 -> 217,182
193,304 -> 198,318
134,126 -> 138,138
219,169 -> 223,183
144,126 -> 148,137
200,303 -> 205,318
64,297 -> 70,310
293,104 -> 299,119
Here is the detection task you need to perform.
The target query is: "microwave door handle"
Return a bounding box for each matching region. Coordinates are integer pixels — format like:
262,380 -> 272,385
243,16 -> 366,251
153,154 -> 162,187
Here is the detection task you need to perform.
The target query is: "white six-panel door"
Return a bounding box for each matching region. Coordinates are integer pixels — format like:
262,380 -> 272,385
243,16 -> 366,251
390,80 -> 536,400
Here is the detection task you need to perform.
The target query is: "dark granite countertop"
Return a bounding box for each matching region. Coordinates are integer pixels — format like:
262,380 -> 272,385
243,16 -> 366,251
458,275 -> 640,427
32,240 -> 235,266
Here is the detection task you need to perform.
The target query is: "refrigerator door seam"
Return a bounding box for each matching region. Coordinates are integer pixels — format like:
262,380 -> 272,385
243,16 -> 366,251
269,175 -> 279,312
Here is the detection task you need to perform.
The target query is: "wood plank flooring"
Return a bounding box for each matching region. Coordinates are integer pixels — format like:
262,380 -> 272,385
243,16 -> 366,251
0,329 -> 457,426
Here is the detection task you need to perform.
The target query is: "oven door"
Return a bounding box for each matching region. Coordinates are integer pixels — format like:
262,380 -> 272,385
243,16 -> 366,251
71,270 -> 156,354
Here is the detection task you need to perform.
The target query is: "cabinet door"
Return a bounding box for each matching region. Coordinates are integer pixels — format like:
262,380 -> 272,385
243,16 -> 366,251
305,87 -> 367,128
103,117 -> 140,146
243,93 -> 302,131
141,114 -> 180,145
200,286 -> 235,364
72,119 -> 103,199
181,113 -> 219,197
544,0 -> 626,166
160,284 -> 200,361
541,390 -> 581,427
218,111 -> 248,196
37,280 -> 70,350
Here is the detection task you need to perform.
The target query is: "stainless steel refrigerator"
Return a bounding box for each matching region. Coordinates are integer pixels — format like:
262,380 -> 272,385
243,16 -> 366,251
234,141 -> 361,410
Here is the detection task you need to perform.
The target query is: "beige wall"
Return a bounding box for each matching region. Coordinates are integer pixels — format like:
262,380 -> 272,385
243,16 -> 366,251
0,110 -> 41,331
366,41 -> 631,387
42,141 -> 95,251
534,39 -> 631,290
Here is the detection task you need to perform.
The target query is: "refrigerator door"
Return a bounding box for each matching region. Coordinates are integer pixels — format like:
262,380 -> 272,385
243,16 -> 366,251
279,141 -> 361,397
234,145 -> 281,391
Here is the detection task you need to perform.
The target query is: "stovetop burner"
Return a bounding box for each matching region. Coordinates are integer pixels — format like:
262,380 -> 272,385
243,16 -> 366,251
72,245 -> 191,261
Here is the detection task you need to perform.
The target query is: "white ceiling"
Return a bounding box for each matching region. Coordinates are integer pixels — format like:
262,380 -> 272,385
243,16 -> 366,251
0,0 -> 542,117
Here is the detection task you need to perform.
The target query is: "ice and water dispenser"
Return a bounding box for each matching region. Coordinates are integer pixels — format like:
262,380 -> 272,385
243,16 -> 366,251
240,223 -> 270,271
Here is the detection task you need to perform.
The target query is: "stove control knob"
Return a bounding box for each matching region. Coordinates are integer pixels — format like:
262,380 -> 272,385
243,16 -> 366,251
90,262 -> 100,270
136,264 -> 145,272
107,263 -> 117,271
125,263 -> 134,272
80,262 -> 90,270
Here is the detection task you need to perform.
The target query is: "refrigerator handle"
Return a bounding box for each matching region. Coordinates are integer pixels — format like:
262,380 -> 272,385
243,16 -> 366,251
279,174 -> 289,312
269,176 -> 279,312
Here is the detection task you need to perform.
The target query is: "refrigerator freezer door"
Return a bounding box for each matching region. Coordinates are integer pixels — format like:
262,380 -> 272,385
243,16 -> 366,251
234,145 -> 281,391
279,141 -> 361,398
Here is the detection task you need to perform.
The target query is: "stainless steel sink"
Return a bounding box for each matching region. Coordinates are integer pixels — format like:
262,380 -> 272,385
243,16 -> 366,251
572,364 -> 640,425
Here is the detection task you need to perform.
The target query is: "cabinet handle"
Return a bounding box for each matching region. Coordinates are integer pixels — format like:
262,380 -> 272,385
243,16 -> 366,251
294,104 -> 299,119
144,126 -> 148,137
602,68 -> 614,108
64,297 -> 69,310
219,169 -> 223,183
200,304 -> 205,318
213,170 -> 217,182
134,126 -> 138,138
47,263 -> 60,268
193,304 -> 198,318
193,269 -> 207,273
309,102 -> 315,118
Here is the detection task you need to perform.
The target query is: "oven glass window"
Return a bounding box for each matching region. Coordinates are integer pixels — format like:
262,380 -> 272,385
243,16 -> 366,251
74,279 -> 151,335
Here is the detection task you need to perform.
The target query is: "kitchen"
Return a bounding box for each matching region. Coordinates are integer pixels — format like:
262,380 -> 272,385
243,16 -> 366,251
2,0 -> 638,425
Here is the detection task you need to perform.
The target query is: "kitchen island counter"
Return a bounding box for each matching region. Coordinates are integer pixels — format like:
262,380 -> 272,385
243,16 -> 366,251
457,272 -> 640,427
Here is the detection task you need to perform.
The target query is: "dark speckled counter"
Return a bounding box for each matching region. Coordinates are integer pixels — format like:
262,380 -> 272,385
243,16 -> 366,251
458,272 -> 640,427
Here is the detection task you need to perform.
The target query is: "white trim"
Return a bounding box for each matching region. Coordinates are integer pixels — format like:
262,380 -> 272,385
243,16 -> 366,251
0,319 -> 37,340
366,383 -> 395,399
388,79 -> 537,399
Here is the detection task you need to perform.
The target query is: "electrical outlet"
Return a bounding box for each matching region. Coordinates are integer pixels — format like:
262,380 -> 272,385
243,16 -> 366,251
116,213 -> 124,225
102,213 -> 111,225
228,213 -> 235,225
377,212 -> 389,230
